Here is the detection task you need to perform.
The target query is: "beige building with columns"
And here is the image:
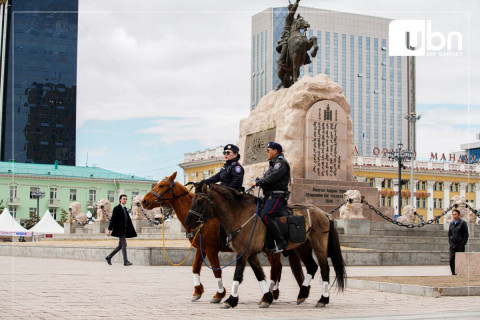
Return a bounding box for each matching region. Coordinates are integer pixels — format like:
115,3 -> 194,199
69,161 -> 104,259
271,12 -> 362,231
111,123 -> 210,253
354,156 -> 480,222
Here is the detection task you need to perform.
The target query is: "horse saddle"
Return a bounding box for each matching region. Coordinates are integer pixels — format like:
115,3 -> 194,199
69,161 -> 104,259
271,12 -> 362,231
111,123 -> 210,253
265,207 -> 307,250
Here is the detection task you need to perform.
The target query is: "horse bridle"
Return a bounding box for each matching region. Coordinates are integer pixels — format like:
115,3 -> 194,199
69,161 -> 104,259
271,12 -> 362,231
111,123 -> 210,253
147,178 -> 191,205
188,190 -> 215,224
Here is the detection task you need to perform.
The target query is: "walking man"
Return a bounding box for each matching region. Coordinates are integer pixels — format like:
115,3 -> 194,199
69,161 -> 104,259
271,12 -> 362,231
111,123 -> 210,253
448,209 -> 469,275
105,194 -> 137,266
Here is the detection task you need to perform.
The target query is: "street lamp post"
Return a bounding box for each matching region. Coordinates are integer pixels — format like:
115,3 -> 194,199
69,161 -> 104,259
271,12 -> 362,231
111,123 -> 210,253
31,188 -> 46,222
386,142 -> 414,217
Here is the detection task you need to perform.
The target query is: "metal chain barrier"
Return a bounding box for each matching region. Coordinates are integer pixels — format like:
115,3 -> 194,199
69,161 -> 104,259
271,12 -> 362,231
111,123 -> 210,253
465,203 -> 480,218
136,203 -> 161,225
328,199 -> 349,215
100,205 -> 111,222
68,208 -> 89,226
362,198 -> 455,228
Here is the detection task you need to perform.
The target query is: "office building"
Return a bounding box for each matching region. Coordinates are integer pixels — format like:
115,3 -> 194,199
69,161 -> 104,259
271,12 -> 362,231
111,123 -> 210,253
251,6 -> 411,156
0,0 -> 78,165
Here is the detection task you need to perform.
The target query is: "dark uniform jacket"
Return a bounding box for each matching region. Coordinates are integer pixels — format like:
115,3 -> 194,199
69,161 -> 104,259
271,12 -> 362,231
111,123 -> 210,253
108,204 -> 138,238
448,218 -> 469,248
204,157 -> 244,190
256,153 -> 290,195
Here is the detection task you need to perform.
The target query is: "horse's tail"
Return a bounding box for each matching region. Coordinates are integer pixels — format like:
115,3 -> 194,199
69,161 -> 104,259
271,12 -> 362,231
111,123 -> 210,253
328,219 -> 346,291
288,250 -> 304,287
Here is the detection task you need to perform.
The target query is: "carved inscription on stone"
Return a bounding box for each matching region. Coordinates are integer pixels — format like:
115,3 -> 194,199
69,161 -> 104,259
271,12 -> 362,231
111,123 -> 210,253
245,128 -> 276,165
305,100 -> 348,180
305,187 -> 347,205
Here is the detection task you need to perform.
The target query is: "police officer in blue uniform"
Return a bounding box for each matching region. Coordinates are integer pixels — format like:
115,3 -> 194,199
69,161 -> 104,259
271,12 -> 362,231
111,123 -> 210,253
201,144 -> 244,190
252,142 -> 290,253
201,144 -> 244,250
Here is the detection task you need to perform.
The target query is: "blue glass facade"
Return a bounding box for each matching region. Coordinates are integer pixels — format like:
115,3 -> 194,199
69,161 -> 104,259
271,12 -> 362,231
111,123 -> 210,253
1,0 -> 78,165
253,7 -> 409,156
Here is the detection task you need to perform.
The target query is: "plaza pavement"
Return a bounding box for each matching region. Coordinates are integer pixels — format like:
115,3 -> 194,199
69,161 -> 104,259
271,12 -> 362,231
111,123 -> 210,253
1,256 -> 479,320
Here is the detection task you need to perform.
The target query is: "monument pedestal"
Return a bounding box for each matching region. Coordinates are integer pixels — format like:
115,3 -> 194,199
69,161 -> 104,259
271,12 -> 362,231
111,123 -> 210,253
92,221 -> 109,234
63,222 -> 76,234
343,220 -> 371,235
289,178 -> 380,219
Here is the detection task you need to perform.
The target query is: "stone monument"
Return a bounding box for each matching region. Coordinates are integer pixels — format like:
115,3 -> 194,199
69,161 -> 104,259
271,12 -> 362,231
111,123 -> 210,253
238,75 -> 380,217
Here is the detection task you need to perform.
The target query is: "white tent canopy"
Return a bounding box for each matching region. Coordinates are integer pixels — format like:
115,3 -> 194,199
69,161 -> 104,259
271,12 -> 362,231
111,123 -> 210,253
0,208 -> 32,237
29,210 -> 64,234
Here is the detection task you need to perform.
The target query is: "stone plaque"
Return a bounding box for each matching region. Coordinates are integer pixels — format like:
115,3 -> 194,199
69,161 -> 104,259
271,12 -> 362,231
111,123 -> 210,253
305,100 -> 348,180
244,128 -> 276,165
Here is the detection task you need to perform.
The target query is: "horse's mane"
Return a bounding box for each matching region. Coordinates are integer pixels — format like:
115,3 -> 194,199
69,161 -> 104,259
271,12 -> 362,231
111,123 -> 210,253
208,184 -> 258,206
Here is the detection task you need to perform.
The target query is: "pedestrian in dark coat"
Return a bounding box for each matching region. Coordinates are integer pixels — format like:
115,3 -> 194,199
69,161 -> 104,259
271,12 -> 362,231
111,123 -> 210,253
448,209 -> 469,275
105,194 -> 137,266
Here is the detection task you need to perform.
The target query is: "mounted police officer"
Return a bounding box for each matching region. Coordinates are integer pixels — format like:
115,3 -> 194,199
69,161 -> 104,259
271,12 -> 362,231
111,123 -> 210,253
200,144 -> 244,250
252,142 -> 290,253
201,144 -> 244,191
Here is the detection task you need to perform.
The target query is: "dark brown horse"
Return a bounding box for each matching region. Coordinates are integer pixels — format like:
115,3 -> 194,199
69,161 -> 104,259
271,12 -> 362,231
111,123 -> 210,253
185,183 -> 346,309
141,172 -> 303,304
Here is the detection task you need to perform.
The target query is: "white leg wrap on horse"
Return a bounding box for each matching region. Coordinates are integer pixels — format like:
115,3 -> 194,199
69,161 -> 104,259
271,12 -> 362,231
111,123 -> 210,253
322,281 -> 329,297
193,273 -> 200,287
216,278 -> 224,293
269,280 -> 275,291
273,281 -> 279,291
231,280 -> 240,297
302,274 -> 313,287
259,280 -> 269,294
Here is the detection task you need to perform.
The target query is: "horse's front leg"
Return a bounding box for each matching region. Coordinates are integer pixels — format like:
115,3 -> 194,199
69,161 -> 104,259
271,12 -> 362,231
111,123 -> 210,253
267,252 -> 282,300
309,36 -> 318,58
221,256 -> 248,309
191,249 -> 204,301
249,255 -> 273,308
205,249 -> 226,303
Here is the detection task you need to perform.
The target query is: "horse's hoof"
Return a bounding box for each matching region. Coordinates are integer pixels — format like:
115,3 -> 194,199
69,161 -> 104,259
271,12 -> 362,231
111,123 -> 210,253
191,295 -> 201,302
315,295 -> 329,308
210,288 -> 226,303
261,291 -> 273,305
272,289 -> 280,300
259,301 -> 271,308
297,285 -> 310,305
222,295 -> 238,309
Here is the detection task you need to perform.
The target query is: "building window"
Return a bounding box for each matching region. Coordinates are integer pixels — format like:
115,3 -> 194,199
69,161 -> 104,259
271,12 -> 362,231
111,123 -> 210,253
433,198 -> 437,209
416,197 -> 421,208
421,181 -> 426,190
369,178 -> 374,187
51,209 -> 57,220
9,207 -> 17,218
422,198 -> 426,208
108,191 -> 115,203
465,184 -> 469,192
472,184 -> 475,192
455,183 -> 459,192
381,180 -> 386,188
70,189 -> 77,201
387,179 -> 392,188
387,196 -> 392,207
450,183 -> 454,192
439,182 -> 443,191
30,187 -> 38,199
10,186 -> 18,201
50,188 -> 57,199
89,190 -> 97,202
132,191 -> 139,199
433,183 -> 437,191
381,196 -> 386,206
439,198 -> 443,208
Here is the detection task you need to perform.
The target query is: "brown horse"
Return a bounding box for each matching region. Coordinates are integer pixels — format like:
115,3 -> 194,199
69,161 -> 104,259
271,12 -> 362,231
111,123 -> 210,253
185,183 -> 346,309
141,172 -> 303,304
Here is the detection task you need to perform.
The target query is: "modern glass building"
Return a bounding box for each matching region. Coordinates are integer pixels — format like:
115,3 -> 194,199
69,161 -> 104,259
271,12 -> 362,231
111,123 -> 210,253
0,0 -> 78,165
251,7 -> 411,156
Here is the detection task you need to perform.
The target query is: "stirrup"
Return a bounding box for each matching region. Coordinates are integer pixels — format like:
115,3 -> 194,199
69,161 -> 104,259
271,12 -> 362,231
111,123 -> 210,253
270,241 -> 284,253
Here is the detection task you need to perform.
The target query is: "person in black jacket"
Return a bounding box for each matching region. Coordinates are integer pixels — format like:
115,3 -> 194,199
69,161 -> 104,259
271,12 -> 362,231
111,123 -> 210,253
201,144 -> 244,190
252,142 -> 290,253
105,194 -> 137,266
448,209 -> 469,275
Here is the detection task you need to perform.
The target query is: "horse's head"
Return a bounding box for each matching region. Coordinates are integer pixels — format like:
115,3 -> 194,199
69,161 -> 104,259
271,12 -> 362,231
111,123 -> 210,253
142,172 -> 178,210
185,183 -> 216,229
293,14 -> 310,32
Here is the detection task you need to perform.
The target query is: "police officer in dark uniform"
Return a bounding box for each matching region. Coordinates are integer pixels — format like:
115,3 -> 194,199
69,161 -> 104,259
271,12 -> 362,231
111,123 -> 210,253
252,142 -> 290,253
201,144 -> 244,190
201,144 -> 244,250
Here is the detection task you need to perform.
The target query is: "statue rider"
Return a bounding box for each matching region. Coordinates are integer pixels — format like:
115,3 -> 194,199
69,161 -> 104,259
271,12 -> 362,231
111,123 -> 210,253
276,0 -> 300,66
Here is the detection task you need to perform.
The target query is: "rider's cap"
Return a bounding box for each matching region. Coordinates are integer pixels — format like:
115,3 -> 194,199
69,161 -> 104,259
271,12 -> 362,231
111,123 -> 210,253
224,144 -> 239,153
267,142 -> 283,153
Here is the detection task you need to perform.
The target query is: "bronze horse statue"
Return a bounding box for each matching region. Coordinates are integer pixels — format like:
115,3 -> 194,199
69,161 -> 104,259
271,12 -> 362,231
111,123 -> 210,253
185,183 -> 346,309
141,172 -> 304,304
276,14 -> 318,90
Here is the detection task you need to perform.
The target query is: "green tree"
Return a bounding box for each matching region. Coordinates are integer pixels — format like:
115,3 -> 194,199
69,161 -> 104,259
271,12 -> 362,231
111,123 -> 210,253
0,199 -> 5,211
24,209 -> 38,229
59,209 -> 69,226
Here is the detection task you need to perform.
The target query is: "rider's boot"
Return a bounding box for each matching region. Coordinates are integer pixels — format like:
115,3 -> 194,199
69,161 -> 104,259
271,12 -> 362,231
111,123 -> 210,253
276,45 -> 288,66
267,221 -> 288,253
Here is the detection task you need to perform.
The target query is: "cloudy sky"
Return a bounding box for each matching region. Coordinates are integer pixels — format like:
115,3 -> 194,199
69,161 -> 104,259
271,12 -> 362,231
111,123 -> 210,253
75,0 -> 480,181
